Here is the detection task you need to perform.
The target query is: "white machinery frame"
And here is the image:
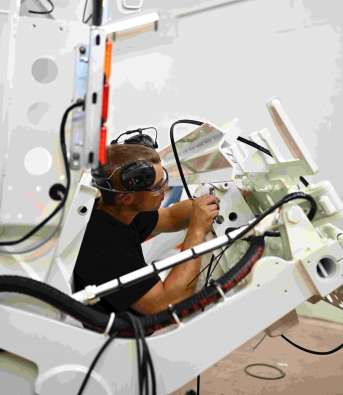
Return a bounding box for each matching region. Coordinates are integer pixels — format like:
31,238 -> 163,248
1,2 -> 343,395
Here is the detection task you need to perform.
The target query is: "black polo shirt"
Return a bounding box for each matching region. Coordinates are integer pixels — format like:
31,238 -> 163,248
73,206 -> 160,313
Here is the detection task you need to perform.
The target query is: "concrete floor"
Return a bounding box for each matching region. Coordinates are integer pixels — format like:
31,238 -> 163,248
172,317 -> 343,395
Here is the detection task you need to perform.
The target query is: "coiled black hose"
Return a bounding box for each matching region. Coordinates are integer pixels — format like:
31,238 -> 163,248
0,236 -> 264,336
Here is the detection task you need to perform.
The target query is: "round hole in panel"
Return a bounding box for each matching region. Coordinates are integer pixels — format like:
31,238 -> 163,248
24,147 -> 52,176
316,257 -> 337,279
31,58 -> 58,84
228,212 -> 238,221
27,102 -> 51,125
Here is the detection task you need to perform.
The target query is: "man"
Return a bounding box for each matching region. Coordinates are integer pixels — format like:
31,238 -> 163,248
73,143 -> 219,315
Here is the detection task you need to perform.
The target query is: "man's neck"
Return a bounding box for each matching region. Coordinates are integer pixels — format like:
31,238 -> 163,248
96,200 -> 137,225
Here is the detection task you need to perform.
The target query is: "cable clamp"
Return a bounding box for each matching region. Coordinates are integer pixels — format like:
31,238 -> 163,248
84,285 -> 100,305
168,304 -> 182,327
151,261 -> 159,274
191,247 -> 198,258
210,280 -> 225,302
104,312 -> 116,336
224,228 -> 234,242
117,277 -> 124,289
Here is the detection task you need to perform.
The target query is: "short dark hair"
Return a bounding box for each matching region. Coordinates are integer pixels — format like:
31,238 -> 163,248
99,143 -> 161,204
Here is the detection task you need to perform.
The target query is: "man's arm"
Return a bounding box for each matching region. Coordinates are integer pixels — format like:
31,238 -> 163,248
131,195 -> 219,315
152,199 -> 193,236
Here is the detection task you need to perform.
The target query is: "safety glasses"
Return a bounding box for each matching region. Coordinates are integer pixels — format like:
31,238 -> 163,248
143,167 -> 169,195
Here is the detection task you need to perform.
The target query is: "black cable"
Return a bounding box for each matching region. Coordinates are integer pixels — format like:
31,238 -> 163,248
188,190 -> 316,289
204,254 -> 214,286
112,127 -> 158,148
207,244 -> 230,279
127,313 -> 146,395
244,363 -> 285,380
0,237 -> 263,337
169,120 -> 204,200
142,127 -> 158,148
0,193 -> 317,337
29,0 -> 54,14
196,374 -> 201,394
169,121 -> 310,243
170,121 -> 310,203
0,101 -> 84,246
236,136 -> 309,187
281,334 -> 343,355
201,191 -> 317,285
194,192 -> 316,289
82,0 -> 94,24
225,192 -> 317,240
0,192 -> 311,336
92,0 -> 103,26
7,102 -> 82,240
137,318 -> 156,395
123,312 -> 144,394
82,0 -> 89,22
237,136 -> 271,156
187,253 -> 219,288
122,312 -> 156,395
85,13 -> 93,24
76,331 -> 118,395
187,245 -> 230,289
208,229 -> 277,279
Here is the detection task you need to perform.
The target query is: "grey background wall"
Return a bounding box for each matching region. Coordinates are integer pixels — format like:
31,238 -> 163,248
107,0 -> 343,197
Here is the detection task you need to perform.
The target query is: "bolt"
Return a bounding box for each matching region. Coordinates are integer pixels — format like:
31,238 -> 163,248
215,215 -> 224,224
286,206 -> 302,224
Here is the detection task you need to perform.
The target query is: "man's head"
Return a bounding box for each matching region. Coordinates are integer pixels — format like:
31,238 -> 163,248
95,144 -> 167,211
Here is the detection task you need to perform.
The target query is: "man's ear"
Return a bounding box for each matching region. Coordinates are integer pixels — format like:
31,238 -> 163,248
120,193 -> 135,206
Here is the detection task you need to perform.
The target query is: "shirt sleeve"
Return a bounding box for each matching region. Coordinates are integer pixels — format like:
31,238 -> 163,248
74,209 -> 160,313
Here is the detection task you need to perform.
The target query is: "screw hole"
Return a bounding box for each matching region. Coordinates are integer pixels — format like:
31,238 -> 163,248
78,206 -> 88,215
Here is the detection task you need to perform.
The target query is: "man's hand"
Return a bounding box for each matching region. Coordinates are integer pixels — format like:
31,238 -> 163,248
188,195 -> 220,235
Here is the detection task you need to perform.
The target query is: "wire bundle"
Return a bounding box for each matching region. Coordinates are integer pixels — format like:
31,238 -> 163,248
76,312 -> 157,395
122,312 -> 156,395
